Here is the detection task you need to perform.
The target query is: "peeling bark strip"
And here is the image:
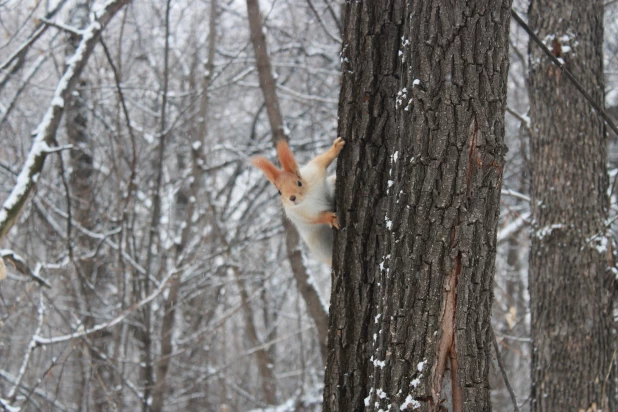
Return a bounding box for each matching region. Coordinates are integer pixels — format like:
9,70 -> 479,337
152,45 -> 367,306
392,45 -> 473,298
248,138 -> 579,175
0,0 -> 131,243
323,1 -> 511,411
432,252 -> 461,407
528,1 -> 615,410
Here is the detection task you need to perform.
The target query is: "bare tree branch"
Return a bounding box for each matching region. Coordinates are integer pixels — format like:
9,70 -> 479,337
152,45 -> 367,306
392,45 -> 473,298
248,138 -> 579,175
246,0 -> 329,362
491,327 -> 521,412
0,0 -> 132,243
33,268 -> 178,345
0,249 -> 52,287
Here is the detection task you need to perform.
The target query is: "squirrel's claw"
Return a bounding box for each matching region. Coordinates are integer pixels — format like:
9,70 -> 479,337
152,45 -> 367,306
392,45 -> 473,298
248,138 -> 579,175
330,213 -> 341,230
332,137 -> 345,154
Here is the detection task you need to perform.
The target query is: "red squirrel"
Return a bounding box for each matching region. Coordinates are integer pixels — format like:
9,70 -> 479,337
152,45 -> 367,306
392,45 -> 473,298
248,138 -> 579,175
251,138 -> 345,266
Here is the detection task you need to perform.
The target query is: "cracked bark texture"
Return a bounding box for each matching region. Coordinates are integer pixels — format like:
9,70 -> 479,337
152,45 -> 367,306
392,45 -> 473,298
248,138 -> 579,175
323,1 -> 511,411
528,1 -> 615,410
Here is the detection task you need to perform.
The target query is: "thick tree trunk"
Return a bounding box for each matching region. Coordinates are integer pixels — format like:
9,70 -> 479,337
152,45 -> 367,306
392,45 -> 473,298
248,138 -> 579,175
527,1 -> 615,410
323,1 -> 511,411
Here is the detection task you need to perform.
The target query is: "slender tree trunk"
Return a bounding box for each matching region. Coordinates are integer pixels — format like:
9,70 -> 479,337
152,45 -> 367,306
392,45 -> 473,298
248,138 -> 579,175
64,1 -> 115,410
527,1 -> 615,410
323,1 -> 511,411
204,193 -> 280,405
139,2 -> 172,409
151,0 -> 219,410
234,266 -> 279,405
492,230 -> 528,410
245,0 -> 329,362
492,121 -> 530,410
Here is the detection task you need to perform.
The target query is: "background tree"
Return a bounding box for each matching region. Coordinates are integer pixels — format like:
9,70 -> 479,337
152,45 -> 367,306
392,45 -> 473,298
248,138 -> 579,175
246,0 -> 330,363
323,1 -> 512,411
62,0 -> 118,409
527,0 -> 615,410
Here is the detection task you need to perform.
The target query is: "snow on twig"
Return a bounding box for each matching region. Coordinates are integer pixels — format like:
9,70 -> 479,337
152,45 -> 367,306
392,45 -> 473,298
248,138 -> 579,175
0,249 -> 52,288
33,269 -> 177,345
497,212 -> 531,244
0,0 -> 131,243
6,292 -> 45,403
39,17 -> 83,36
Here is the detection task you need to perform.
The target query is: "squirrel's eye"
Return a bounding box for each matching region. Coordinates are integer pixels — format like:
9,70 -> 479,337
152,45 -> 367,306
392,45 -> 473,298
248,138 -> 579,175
298,181 -> 302,187
277,190 -> 282,196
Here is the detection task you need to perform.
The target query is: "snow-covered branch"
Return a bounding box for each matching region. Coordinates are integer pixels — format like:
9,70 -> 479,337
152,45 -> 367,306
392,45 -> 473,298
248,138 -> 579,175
497,212 -> 531,244
33,269 -> 176,345
501,188 -> 531,203
0,249 -> 51,288
0,0 -> 131,243
6,292 -> 45,403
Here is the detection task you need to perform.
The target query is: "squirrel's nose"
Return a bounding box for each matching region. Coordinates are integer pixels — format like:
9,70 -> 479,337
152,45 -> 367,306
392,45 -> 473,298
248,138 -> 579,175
290,195 -> 296,202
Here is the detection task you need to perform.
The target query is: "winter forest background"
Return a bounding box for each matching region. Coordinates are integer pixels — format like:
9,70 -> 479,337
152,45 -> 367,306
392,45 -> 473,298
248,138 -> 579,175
0,0 -> 617,411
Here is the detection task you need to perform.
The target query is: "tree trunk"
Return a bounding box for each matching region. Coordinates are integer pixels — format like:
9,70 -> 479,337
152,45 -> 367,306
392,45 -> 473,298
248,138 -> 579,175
64,1 -> 115,410
323,1 -> 511,411
151,0 -> 219,410
492,120 -> 530,410
527,1 -> 615,410
245,0 -> 329,362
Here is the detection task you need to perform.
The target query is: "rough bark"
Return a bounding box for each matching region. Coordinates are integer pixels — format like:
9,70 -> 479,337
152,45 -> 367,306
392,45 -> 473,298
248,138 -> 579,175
323,1 -> 511,411
527,1 -> 615,410
246,0 -> 329,361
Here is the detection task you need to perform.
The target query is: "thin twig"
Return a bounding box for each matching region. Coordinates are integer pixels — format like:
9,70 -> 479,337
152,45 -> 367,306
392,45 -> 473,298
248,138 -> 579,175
306,0 -> 342,43
7,292 -> 45,402
0,249 -> 52,288
0,0 -> 132,243
505,107 -> 531,136
511,9 -> 618,138
0,54 -> 49,128
33,268 -> 176,345
491,326 -> 521,412
39,17 -> 83,36
0,0 -> 68,73
322,0 -> 342,34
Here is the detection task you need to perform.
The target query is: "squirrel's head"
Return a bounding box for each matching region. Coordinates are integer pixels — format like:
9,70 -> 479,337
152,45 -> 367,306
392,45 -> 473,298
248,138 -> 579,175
251,140 -> 307,206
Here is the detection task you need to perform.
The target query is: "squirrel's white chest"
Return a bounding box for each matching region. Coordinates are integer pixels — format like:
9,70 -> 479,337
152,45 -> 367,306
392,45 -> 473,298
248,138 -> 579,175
283,163 -> 333,224
284,182 -> 332,224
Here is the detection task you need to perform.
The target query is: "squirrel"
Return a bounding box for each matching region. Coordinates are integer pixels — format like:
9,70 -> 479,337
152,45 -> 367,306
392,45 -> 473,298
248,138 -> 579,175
251,138 -> 345,266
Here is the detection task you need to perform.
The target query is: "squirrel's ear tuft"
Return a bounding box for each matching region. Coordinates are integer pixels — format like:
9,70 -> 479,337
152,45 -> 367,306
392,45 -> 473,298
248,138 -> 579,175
251,156 -> 280,185
276,140 -> 299,175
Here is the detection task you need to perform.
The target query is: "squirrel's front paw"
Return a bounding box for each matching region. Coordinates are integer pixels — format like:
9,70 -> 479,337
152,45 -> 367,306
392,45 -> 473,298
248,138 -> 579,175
329,213 -> 341,230
332,137 -> 345,155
